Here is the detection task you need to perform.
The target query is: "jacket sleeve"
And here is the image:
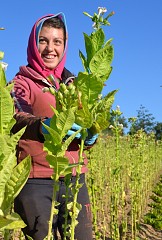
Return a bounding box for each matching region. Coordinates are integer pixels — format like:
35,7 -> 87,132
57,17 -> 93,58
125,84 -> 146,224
10,78 -> 45,142
11,112 -> 45,142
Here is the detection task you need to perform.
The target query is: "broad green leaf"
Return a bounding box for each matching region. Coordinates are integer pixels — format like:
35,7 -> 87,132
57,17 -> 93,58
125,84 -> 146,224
76,72 -> 103,107
56,109 -> 75,138
91,28 -> 105,52
83,33 -> 95,65
0,212 -> 26,230
0,151 -> 17,208
0,64 -> 6,87
0,86 -> 14,134
89,45 -> 114,77
2,156 -> 31,214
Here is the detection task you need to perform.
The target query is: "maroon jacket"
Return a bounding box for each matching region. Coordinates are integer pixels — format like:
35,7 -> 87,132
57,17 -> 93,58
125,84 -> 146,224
11,14 -> 88,178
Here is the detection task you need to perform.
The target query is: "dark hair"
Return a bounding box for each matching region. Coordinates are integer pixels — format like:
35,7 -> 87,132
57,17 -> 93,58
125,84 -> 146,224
42,17 -> 66,41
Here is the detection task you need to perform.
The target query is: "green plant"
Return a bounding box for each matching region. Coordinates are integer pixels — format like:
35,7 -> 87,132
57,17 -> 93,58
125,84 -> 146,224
0,53 -> 31,239
144,175 -> 162,230
42,7 -> 116,240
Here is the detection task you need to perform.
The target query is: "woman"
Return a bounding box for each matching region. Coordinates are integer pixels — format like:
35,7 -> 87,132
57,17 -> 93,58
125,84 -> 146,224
11,13 -> 97,240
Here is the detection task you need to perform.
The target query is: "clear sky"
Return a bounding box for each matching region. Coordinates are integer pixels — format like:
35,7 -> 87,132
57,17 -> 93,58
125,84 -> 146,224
1,0 -> 162,125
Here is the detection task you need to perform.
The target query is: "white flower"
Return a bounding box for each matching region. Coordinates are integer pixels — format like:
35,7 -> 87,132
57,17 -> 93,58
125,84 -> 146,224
98,7 -> 107,16
92,22 -> 97,30
0,61 -> 8,71
118,123 -> 123,129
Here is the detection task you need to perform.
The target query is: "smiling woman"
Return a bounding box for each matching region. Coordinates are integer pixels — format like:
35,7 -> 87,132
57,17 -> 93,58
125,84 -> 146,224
38,26 -> 65,69
10,12 -> 94,240
37,17 -> 66,70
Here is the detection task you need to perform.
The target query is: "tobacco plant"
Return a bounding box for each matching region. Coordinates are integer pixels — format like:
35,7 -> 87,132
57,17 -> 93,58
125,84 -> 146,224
0,53 -> 31,239
42,7 -> 117,240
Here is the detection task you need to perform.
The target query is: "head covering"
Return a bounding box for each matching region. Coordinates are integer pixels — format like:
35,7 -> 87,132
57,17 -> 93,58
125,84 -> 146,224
27,13 -> 67,81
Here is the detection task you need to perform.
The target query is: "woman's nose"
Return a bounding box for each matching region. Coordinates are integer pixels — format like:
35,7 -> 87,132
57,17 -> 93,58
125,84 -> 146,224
46,42 -> 53,51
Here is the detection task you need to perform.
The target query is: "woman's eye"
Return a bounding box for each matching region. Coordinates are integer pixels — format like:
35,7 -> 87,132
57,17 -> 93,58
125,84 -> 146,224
54,39 -> 63,46
39,38 -> 46,44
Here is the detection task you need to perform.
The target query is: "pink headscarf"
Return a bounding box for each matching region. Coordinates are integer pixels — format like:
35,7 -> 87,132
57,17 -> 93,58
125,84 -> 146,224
27,13 -> 67,83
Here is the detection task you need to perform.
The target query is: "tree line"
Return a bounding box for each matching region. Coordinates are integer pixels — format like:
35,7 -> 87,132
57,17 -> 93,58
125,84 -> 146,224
106,104 -> 162,139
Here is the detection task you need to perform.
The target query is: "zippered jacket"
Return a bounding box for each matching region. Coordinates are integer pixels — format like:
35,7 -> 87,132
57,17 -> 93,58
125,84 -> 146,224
11,13 -> 88,178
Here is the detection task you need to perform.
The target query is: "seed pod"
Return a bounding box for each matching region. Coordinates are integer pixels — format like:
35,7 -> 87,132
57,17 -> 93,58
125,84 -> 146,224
58,91 -> 63,100
70,88 -> 76,95
60,83 -> 67,92
49,87 -> 55,95
64,89 -> 69,96
68,84 -> 75,95
62,106 -> 67,112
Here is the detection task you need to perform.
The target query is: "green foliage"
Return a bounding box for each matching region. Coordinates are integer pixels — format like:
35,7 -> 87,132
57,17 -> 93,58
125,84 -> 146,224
144,176 -> 162,230
74,22 -> 117,135
41,7 -> 117,239
154,122 -> 162,140
0,60 -> 31,235
87,133 -> 162,238
129,105 -> 156,135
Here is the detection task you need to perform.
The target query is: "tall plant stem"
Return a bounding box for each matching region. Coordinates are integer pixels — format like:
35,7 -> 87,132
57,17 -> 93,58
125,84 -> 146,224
70,138 -> 84,240
47,174 -> 59,240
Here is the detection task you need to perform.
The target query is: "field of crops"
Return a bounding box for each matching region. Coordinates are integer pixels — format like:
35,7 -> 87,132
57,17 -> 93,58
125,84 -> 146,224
86,131 -> 162,239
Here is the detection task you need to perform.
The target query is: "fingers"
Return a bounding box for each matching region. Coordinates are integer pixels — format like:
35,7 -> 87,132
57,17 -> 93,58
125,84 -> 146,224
71,123 -> 82,131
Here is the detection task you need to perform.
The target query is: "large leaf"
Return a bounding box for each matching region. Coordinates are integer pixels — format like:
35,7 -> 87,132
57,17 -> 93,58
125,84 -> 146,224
0,151 -> 17,208
0,86 -> 14,134
1,156 -> 31,214
0,62 -> 6,88
89,44 -> 114,78
56,109 -> 75,138
0,212 -> 26,230
75,72 -> 103,107
83,33 -> 95,65
91,28 -> 105,52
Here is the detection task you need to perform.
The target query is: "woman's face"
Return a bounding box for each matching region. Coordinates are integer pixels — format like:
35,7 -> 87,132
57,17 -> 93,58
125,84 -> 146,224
38,26 -> 65,69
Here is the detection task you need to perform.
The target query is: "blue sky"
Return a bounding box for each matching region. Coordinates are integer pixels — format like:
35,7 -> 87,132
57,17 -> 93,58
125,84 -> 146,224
1,0 -> 162,125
